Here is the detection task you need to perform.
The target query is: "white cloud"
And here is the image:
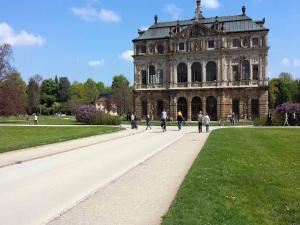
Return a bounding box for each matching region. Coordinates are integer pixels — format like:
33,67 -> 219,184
89,59 -> 105,67
119,50 -> 133,62
281,57 -> 300,68
0,22 -> 45,47
293,59 -> 300,67
165,4 -> 182,20
72,7 -> 121,23
282,57 -> 291,66
203,0 -> 221,9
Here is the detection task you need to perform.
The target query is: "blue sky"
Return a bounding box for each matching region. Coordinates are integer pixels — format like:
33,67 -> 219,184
0,0 -> 299,85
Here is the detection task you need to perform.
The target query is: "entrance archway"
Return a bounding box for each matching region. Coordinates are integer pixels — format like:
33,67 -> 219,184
232,99 -> 240,119
191,97 -> 202,121
206,96 -> 217,121
177,97 -> 188,119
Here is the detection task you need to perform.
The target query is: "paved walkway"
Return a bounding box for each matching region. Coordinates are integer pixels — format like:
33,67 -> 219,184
0,125 -> 213,225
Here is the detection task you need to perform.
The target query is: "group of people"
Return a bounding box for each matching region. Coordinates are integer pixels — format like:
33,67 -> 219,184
130,110 -> 211,133
266,111 -> 299,127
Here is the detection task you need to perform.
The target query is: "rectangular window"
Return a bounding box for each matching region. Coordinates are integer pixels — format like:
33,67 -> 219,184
141,70 -> 147,85
179,42 -> 185,51
232,65 -> 240,81
252,65 -> 259,80
157,44 -> 164,54
141,45 -> 147,54
232,39 -> 241,47
252,37 -> 259,47
208,40 -> 215,49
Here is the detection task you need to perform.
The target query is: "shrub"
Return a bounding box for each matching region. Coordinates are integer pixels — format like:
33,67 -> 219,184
75,105 -> 97,124
90,112 -> 121,125
254,113 -> 284,126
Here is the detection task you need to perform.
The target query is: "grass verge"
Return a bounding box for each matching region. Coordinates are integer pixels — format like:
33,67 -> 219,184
162,128 -> 300,225
0,116 -> 82,125
0,126 -> 120,154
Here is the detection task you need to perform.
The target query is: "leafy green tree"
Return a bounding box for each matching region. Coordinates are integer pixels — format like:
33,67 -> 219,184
96,81 -> 106,94
84,78 -> 99,104
58,77 -> 70,102
27,74 -> 43,114
111,75 -> 133,115
41,79 -> 58,107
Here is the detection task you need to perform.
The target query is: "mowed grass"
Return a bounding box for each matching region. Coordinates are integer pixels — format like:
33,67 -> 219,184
0,126 -> 120,153
0,116 -> 81,125
162,129 -> 300,225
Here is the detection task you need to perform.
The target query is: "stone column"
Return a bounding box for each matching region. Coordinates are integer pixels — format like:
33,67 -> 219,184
187,96 -> 192,121
202,59 -> 206,84
239,98 -> 244,120
188,61 -> 192,87
250,61 -> 253,82
259,90 -> 269,117
201,96 -> 206,114
217,59 -> 221,86
173,64 -> 177,88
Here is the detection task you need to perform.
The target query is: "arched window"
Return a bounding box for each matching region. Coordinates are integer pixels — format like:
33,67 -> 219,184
177,63 -> 188,83
206,61 -> 217,82
191,62 -> 202,83
149,65 -> 156,84
206,96 -> 217,121
192,97 -> 202,121
157,44 -> 164,54
242,60 -> 250,80
177,97 -> 188,119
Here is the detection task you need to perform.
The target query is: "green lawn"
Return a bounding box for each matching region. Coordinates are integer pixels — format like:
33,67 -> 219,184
162,129 -> 300,225
0,116 -> 82,125
0,126 -> 120,154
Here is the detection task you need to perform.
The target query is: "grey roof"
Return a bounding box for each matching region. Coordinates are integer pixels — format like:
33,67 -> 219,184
134,15 -> 268,41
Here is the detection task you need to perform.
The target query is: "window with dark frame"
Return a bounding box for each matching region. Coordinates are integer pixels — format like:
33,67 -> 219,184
208,40 -> 215,49
157,44 -> 164,54
141,70 -> 147,85
178,42 -> 185,51
252,65 -> 259,80
232,65 -> 240,81
252,37 -> 259,46
141,45 -> 147,54
232,39 -> 241,47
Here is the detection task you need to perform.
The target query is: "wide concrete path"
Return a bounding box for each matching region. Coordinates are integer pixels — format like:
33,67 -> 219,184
0,125 -> 211,225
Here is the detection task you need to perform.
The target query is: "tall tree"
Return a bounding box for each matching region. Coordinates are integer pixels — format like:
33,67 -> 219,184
40,79 -> 58,107
0,44 -> 15,82
27,74 -> 43,114
84,78 -> 99,104
58,77 -> 70,102
0,73 -> 27,116
96,81 -> 106,94
111,75 -> 133,115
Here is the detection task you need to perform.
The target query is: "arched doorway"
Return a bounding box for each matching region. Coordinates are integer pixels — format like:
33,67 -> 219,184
191,62 -> 202,83
206,96 -> 217,121
177,63 -> 188,83
206,61 -> 217,82
232,99 -> 240,120
177,97 -> 188,119
192,97 -> 202,121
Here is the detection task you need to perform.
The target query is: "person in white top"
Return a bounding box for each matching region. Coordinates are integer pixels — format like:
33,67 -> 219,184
34,114 -> 38,125
161,110 -> 167,132
204,114 -> 210,133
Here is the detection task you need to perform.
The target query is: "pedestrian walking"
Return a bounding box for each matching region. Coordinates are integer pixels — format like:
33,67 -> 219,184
283,112 -> 289,126
34,114 -> 38,125
231,112 -> 235,125
146,114 -> 151,130
131,113 -> 137,129
197,111 -> 203,133
292,112 -> 297,126
177,111 -> 183,130
266,112 -> 273,126
204,114 -> 210,133
161,110 -> 167,132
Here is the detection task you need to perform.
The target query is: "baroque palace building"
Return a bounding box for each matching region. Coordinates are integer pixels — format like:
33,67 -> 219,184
133,0 -> 269,121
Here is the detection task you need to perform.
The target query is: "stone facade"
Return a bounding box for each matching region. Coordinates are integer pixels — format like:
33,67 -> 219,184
133,1 -> 269,121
